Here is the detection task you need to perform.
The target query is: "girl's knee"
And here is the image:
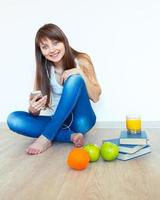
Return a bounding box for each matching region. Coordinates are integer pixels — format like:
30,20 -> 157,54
7,111 -> 26,132
64,74 -> 84,87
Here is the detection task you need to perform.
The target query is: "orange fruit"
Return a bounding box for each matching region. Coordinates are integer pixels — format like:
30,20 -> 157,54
67,148 -> 90,170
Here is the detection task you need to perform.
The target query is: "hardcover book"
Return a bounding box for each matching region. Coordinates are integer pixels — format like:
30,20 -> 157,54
117,145 -> 151,161
119,130 -> 149,145
102,138 -> 147,154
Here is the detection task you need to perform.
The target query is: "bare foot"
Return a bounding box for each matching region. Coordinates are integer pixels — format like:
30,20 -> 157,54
26,135 -> 52,155
71,133 -> 84,147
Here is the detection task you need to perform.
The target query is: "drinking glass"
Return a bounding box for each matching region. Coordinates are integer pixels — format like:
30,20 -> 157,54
126,115 -> 141,134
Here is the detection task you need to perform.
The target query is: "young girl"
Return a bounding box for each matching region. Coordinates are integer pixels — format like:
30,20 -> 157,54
7,23 -> 101,155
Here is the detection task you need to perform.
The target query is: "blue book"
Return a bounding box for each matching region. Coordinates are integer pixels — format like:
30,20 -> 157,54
102,138 -> 148,154
117,145 -> 151,161
119,130 -> 149,145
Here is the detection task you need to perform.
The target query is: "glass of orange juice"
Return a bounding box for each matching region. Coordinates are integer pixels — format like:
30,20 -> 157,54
126,115 -> 141,134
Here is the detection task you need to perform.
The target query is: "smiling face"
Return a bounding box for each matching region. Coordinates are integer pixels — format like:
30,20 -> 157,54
39,38 -> 65,67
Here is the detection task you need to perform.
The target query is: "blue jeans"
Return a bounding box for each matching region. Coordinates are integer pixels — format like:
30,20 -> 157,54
7,75 -> 96,143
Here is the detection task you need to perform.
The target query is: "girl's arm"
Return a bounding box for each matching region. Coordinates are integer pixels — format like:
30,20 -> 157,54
60,54 -> 102,102
77,55 -> 102,103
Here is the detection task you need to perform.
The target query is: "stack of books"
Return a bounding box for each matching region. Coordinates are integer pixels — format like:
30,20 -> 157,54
103,130 -> 151,161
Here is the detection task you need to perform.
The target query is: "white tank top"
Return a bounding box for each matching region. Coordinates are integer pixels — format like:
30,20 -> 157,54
50,67 -> 63,114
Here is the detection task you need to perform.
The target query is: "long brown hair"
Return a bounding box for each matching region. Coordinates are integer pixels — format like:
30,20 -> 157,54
35,23 -> 84,108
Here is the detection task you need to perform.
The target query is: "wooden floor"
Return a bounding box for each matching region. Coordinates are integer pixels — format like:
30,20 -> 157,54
0,127 -> 160,200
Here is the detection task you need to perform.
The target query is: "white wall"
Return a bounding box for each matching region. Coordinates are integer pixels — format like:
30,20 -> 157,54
1,0 -> 160,123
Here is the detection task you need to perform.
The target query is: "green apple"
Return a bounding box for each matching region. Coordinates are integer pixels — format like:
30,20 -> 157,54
100,142 -> 119,161
83,144 -> 100,162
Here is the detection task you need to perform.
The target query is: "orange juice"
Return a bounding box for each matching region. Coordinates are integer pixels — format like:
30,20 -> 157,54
126,115 -> 141,133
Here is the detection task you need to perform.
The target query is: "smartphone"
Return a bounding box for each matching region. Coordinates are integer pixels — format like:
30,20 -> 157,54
30,90 -> 42,101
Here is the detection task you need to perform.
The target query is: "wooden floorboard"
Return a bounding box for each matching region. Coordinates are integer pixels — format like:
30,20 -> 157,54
0,128 -> 160,200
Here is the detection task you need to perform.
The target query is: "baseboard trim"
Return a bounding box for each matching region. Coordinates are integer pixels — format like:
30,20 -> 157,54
94,121 -> 160,129
1,121 -> 160,129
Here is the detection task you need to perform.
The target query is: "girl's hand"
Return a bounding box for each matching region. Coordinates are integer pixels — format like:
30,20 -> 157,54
28,94 -> 47,115
60,68 -> 82,85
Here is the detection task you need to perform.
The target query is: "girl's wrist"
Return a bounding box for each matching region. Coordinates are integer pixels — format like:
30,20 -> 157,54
28,108 -> 34,115
78,68 -> 84,77
28,108 -> 40,116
